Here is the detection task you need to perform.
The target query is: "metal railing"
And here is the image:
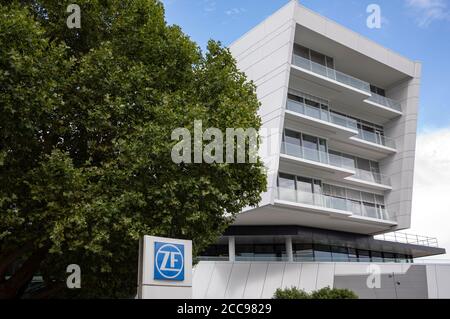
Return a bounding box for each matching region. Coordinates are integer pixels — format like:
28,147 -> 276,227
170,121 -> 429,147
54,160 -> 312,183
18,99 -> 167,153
292,54 -> 371,93
367,93 -> 402,112
277,187 -> 392,221
286,99 -> 358,131
375,232 -> 439,247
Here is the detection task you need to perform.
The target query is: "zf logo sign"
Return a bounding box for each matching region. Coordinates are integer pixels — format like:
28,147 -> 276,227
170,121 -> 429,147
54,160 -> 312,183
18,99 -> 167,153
154,242 -> 185,281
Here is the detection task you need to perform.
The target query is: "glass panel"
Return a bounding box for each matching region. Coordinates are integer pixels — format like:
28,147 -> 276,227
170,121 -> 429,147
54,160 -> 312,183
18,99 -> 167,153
329,150 -> 343,167
357,249 -> 371,262
288,93 -> 304,103
326,56 -> 335,69
363,202 -> 378,218
304,99 -> 321,119
371,251 -> 384,262
302,134 -> 319,162
331,246 -> 349,262
356,158 -> 371,171
278,173 -> 296,202
293,244 -> 314,262
286,97 -> 305,114
297,177 -> 314,205
310,50 -> 326,66
361,192 -> 376,204
383,252 -> 396,263
348,248 -> 358,262
349,200 -> 363,216
318,139 -> 328,164
283,130 -> 302,157
314,244 -> 332,262
342,154 -> 356,170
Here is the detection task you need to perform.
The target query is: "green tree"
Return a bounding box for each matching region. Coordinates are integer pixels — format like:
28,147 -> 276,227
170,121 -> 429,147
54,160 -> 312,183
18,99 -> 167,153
0,0 -> 266,298
274,287 -> 359,299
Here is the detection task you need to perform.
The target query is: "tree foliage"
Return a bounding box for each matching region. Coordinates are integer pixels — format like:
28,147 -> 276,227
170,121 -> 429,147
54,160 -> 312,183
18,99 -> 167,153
273,287 -> 359,299
0,0 -> 266,298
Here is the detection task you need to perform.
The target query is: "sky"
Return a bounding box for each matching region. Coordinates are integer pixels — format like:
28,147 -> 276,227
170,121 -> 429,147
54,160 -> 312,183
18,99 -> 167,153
162,0 -> 450,259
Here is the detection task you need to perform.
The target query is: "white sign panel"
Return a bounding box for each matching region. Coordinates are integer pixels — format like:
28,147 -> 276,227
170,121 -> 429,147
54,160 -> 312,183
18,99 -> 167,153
137,236 -> 192,299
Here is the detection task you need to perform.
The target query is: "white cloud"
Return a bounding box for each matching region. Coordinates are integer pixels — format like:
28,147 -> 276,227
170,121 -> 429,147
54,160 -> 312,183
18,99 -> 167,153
225,7 -> 247,16
409,128 -> 450,259
406,0 -> 450,27
203,0 -> 216,13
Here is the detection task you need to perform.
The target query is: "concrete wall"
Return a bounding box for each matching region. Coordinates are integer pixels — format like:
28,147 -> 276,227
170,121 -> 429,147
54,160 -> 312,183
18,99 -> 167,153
193,261 -> 450,299
382,63 -> 421,230
229,1 -> 297,207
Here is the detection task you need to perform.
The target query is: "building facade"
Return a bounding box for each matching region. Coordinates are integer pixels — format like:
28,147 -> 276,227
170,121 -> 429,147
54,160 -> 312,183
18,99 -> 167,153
193,1 -> 448,299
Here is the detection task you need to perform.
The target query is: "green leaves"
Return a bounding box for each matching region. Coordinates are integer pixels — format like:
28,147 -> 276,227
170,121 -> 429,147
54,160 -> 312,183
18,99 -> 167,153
0,0 -> 266,298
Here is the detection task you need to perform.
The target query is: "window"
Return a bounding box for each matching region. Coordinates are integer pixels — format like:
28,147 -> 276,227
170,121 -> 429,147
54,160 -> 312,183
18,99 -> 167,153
383,252 -> 396,263
370,85 -> 386,97
294,44 -> 309,59
371,251 -> 384,262
348,248 -> 358,262
236,244 -> 286,261
292,44 -> 335,69
314,244 -> 332,262
200,245 -> 229,259
293,244 -> 314,262
332,246 -> 349,262
311,50 -> 326,66
278,173 -> 296,202
357,249 -> 371,262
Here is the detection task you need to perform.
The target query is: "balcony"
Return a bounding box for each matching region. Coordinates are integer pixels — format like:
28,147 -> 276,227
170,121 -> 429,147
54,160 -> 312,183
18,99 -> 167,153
292,54 -> 370,93
345,168 -> 392,191
280,141 -> 355,180
375,232 -> 440,248
366,93 -> 402,113
285,99 -> 358,139
291,54 -> 403,119
277,187 -> 394,222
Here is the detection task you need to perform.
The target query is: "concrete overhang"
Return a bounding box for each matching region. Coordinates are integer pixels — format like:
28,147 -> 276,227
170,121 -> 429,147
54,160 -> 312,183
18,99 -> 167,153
234,204 -> 397,235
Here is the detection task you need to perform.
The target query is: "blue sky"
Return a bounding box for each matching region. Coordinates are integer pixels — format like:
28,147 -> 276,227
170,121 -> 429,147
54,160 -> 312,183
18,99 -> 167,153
162,0 -> 450,131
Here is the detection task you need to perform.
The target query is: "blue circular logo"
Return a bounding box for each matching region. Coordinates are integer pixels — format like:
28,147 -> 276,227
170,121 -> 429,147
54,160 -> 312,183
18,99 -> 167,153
154,242 -> 185,281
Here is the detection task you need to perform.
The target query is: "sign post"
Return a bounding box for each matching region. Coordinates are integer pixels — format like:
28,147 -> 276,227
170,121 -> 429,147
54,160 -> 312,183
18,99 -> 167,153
137,236 -> 192,299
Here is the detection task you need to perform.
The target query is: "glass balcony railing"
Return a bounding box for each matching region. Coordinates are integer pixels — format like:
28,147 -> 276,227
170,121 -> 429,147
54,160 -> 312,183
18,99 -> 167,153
354,168 -> 391,186
277,187 -> 392,221
292,54 -> 402,113
367,93 -> 402,112
356,129 -> 396,149
286,99 -> 358,131
286,98 -> 396,150
281,141 -> 354,170
292,54 -> 371,93
281,142 -> 391,186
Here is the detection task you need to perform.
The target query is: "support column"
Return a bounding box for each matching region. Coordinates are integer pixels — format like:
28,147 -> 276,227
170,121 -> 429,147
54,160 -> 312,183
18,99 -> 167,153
228,236 -> 236,262
286,236 -> 293,262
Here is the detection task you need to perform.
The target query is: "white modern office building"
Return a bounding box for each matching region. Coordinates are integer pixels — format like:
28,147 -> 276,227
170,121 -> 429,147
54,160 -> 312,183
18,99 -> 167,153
192,1 -> 449,299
